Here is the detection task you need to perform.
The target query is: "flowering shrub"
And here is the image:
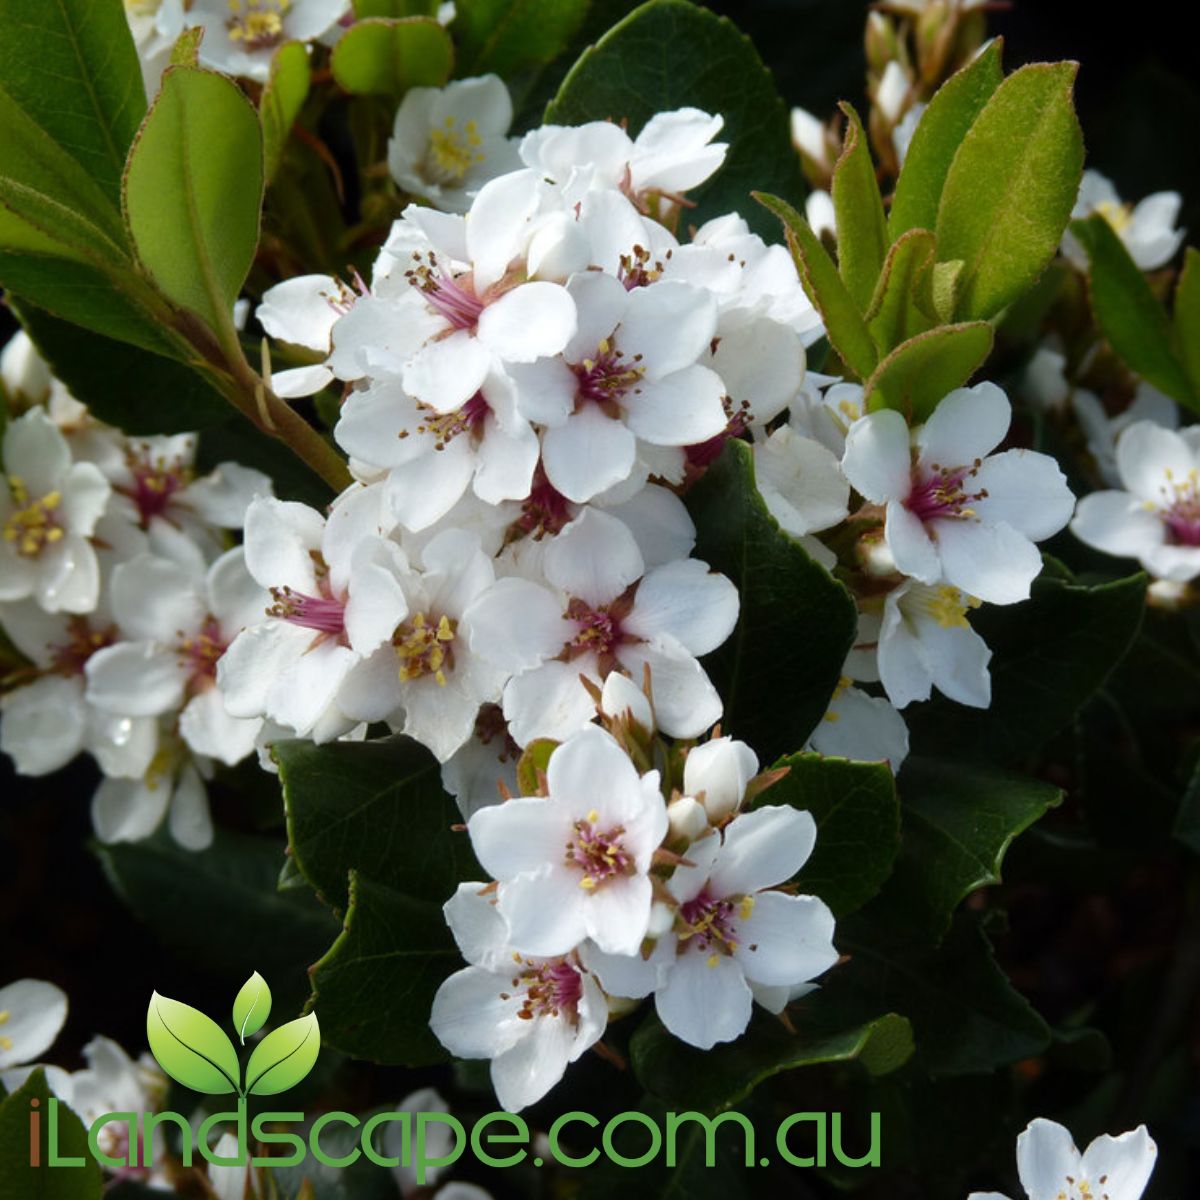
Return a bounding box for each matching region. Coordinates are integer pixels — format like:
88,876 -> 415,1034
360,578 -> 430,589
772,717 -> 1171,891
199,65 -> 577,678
0,1 -> 1196,1198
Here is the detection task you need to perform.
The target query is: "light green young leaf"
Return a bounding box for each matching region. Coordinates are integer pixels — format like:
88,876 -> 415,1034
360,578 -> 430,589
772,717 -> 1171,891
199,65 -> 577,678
864,228 -> 938,355
261,42 -> 312,179
756,191 -> 878,380
170,26 -> 205,68
863,321 -> 994,422
146,992 -> 240,1095
889,39 -> 1003,238
831,102 -> 889,311
936,62 -> 1084,320
1173,247 -> 1200,400
331,18 -> 453,97
233,971 -> 273,1043
1071,214 -> 1197,407
244,1013 -> 321,1096
123,66 -> 264,339
0,0 -> 147,202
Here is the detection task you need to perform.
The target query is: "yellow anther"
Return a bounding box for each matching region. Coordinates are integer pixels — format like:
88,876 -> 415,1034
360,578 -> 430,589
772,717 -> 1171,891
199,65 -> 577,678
579,875 -> 596,890
706,954 -> 720,968
394,611 -> 457,685
4,481 -> 65,557
739,895 -> 755,921
226,0 -> 290,47
1095,199 -> 1133,234
427,116 -> 486,183
0,1010 -> 11,1053
587,809 -> 599,824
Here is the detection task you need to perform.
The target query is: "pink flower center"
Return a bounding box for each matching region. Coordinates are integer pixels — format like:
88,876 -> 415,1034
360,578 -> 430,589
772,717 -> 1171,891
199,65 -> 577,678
1159,470 -> 1200,546
121,448 -> 192,527
510,957 -> 584,1020
49,617 -> 115,676
679,888 -> 752,960
514,466 -> 575,538
573,340 -> 645,413
268,586 -> 346,636
178,617 -> 227,689
686,406 -> 748,470
325,270 -> 370,317
905,461 -> 985,524
617,244 -> 667,290
403,391 -> 491,451
405,253 -> 485,330
565,812 -> 634,889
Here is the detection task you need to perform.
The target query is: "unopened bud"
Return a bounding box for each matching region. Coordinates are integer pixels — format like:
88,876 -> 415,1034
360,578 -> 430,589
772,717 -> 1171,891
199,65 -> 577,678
875,60 -> 911,125
684,736 -> 759,822
667,796 -> 709,845
647,901 -> 675,940
600,672 -> 654,732
865,12 -> 900,74
1,331 -> 52,409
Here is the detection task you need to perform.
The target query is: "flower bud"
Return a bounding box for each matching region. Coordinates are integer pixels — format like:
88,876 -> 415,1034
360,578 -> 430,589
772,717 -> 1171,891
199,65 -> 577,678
527,211 -> 591,282
647,901 -> 675,940
684,736 -> 759,821
667,796 -> 709,845
600,672 -> 655,732
1,331 -> 52,409
875,60 -> 911,125
865,12 -> 900,74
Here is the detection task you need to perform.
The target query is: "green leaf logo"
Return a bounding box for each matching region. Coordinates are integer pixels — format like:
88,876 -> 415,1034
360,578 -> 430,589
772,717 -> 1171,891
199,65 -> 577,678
244,1013 -> 321,1097
232,971 -> 272,1043
146,992 -> 241,1095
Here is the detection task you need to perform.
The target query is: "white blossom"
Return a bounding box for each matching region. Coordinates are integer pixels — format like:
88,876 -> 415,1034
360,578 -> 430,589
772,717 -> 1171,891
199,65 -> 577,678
1063,169 -> 1184,272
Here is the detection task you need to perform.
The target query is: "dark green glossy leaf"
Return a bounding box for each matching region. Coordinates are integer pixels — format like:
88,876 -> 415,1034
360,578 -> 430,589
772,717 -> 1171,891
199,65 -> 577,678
687,440 -> 857,763
275,736 -> 480,914
1174,247 -> 1200,397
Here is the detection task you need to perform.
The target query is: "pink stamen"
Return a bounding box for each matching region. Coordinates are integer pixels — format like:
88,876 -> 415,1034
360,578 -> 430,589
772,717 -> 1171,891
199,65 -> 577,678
905,463 -> 983,524
686,409 -> 748,469
512,958 -> 584,1020
514,467 -> 575,538
179,617 -> 227,688
121,448 -> 191,527
565,816 -> 633,888
573,346 -> 643,409
49,617 -> 115,676
268,586 -> 346,635
405,253 -> 485,329
1163,494 -> 1200,545
679,888 -> 740,954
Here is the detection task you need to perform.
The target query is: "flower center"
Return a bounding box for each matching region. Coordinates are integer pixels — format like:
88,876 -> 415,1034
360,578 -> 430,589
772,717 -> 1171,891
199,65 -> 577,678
473,703 -> 520,760
678,888 -> 754,965
323,270 -> 370,318
905,461 -> 985,524
909,583 -> 981,630
49,617 -> 116,676
618,244 -> 666,290
179,617 -> 227,689
393,611 -> 456,685
405,252 -> 485,330
565,810 -> 634,889
121,447 -> 192,527
1095,198 -> 1134,235
426,117 -> 485,184
0,1009 -> 11,1053
573,340 -> 645,414
507,956 -> 584,1020
403,391 -> 491,451
268,586 -> 346,635
1156,467 -> 1200,546
513,466 -> 575,539
1053,1177 -> 1110,1200
4,478 -> 63,557
563,592 -> 640,672
226,0 -> 291,49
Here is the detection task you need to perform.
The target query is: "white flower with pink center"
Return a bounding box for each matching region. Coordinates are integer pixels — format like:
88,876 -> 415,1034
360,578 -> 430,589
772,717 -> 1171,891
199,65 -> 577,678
465,508 -> 738,745
334,367 -> 539,533
841,383 -> 1075,605
83,549 -> 267,766
584,805 -> 838,1050
0,602 -> 158,780
1072,421 -> 1200,582
430,882 -> 607,1113
806,674 -> 910,773
507,271 -> 729,502
0,408 -> 111,614
336,529 -> 508,762
969,1117 -> 1157,1200
217,493 -> 408,739
467,726 -> 669,957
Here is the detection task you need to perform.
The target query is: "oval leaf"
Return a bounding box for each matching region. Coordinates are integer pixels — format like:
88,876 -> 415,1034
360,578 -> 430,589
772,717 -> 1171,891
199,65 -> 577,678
123,66 -> 264,337
245,1013 -> 321,1096
331,18 -> 453,97
146,991 -> 240,1095
233,971 -> 273,1043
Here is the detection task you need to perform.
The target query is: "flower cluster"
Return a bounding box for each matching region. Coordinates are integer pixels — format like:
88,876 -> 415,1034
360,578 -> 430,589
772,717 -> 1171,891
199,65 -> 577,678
431,711 -> 838,1111
0,333 -> 272,849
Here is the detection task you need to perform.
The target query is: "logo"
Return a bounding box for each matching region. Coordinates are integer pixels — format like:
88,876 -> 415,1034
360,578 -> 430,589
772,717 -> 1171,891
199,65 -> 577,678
146,971 -> 319,1098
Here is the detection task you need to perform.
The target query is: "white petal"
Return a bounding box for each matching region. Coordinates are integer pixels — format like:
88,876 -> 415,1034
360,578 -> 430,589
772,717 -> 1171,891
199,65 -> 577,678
1071,491 -> 1165,561
624,559 -> 738,656
885,500 -> 941,583
502,660 -> 598,746
0,676 -> 87,776
169,764 -> 213,851
216,621 -> 311,719
622,365 -> 728,446
970,450 -> 1075,541
842,410 -> 912,503
34,536 -> 101,614
111,554 -> 205,642
1116,421 -> 1197,504
85,642 -> 189,716
711,805 -> 817,895
272,364 -> 334,399
91,776 -> 170,844
916,382 -> 1010,467
619,282 -> 717,379
732,891 -> 838,987
496,866 -> 588,956
933,519 -> 1043,606
59,462 -> 111,536
655,949 -> 753,1050
489,1010 -> 575,1112
1078,1126 -> 1157,1200
616,636 -> 723,739
430,966 -> 524,1060
443,882 -> 512,970
0,980 -> 68,1069
3,407 -> 70,496
506,357 -> 579,426
385,436 -> 475,532
179,688 -> 261,765
541,407 -> 638,504
403,331 -> 492,412
544,507 -> 643,605
464,577 -> 569,671
243,497 -> 324,591
184,462 -> 273,528
257,274 -> 341,351
583,874 -> 654,955
1016,1119 -> 1081,1200
477,282 -> 576,363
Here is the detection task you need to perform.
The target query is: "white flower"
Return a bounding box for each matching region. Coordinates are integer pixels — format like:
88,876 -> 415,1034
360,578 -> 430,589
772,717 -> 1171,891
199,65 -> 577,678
185,0 -> 350,83
807,677 -> 910,772
468,726 -> 668,956
1063,169 -> 1184,271
968,1117 -> 1157,1200
519,108 -> 727,208
337,529 -> 507,762
217,493 -> 403,739
0,602 -> 158,779
841,383 -> 1075,604
104,433 -> 272,567
1071,421 -> 1200,581
388,76 -> 521,213
876,580 -> 992,709
92,736 -> 216,851
588,806 -> 837,1050
683,736 -> 758,822
466,508 -> 737,745
430,882 -> 607,1112
0,408 -> 111,613
0,979 -> 67,1070
1073,383 -> 1178,488
84,550 -> 266,766
508,273 -> 728,502
1,330 -> 53,406
125,0 -> 186,99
